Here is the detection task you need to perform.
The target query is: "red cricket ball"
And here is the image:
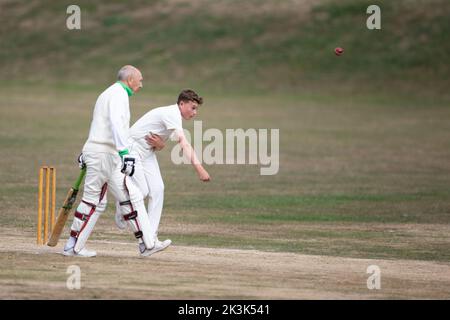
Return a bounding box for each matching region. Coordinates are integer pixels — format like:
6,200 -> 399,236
334,47 -> 344,56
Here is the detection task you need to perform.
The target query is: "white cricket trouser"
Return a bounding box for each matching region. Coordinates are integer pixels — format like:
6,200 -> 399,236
115,139 -> 165,240
130,151 -> 164,240
68,152 -> 153,252
81,152 -> 133,205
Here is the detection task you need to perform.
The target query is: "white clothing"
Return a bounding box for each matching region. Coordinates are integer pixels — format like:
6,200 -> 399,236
128,104 -> 183,158
129,104 -> 182,238
69,152 -> 153,253
67,83 -> 155,253
81,152 -> 136,205
83,83 -> 131,154
129,152 -> 164,240
115,104 -> 183,239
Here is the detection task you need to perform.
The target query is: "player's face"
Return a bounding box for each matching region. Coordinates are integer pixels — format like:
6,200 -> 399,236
180,101 -> 199,120
128,71 -> 143,93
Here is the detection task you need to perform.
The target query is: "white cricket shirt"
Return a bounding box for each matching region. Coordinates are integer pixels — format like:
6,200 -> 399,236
129,104 -> 183,157
83,83 -> 130,154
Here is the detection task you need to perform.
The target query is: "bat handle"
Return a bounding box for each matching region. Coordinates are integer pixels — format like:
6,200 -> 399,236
73,167 -> 86,190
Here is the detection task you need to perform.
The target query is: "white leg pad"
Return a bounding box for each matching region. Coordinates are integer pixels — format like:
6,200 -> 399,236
120,201 -> 155,251
72,197 -> 107,253
121,178 -> 154,251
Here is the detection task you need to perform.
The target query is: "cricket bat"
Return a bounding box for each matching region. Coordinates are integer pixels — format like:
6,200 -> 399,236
47,167 -> 86,247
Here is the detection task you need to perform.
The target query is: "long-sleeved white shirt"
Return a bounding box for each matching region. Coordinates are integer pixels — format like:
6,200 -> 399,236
83,82 -> 130,154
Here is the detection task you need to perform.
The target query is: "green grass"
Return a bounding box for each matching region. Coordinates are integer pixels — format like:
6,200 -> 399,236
1,87 -> 450,262
164,191 -> 450,224
176,193 -> 434,209
1,0 -> 450,263
1,0 -> 449,98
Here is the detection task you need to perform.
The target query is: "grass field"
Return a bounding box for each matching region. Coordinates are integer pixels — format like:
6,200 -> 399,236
1,85 -> 450,299
2,0 -> 450,97
1,0 -> 450,299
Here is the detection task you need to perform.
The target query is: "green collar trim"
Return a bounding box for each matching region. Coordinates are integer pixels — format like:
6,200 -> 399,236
117,81 -> 133,97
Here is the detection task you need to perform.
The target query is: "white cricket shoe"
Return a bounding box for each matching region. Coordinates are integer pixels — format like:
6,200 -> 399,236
63,247 -> 97,257
115,210 -> 127,230
140,238 -> 172,257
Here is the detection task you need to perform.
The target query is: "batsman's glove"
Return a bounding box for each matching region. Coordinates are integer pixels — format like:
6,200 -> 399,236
119,149 -> 136,177
77,153 -> 86,169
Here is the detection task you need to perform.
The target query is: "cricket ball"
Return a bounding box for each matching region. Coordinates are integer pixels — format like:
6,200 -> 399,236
334,47 -> 344,56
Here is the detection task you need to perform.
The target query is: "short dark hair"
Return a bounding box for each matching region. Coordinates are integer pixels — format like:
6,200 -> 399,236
177,89 -> 203,105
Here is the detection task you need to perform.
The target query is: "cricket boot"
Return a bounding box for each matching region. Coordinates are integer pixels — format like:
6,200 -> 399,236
140,236 -> 172,257
63,247 -> 97,257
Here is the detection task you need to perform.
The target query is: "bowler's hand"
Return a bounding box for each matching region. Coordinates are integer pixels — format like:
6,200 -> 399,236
145,133 -> 165,151
197,167 -> 211,182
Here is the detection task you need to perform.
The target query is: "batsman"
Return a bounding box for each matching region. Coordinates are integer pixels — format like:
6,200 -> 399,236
61,65 -> 155,257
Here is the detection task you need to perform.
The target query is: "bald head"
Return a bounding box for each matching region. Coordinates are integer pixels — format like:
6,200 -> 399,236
117,65 -> 143,93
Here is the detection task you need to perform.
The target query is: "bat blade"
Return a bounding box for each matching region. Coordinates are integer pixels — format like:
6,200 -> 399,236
46,188 -> 79,246
47,167 -> 86,247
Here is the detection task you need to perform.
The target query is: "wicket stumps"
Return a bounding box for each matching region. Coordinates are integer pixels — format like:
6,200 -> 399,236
37,166 -> 56,245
